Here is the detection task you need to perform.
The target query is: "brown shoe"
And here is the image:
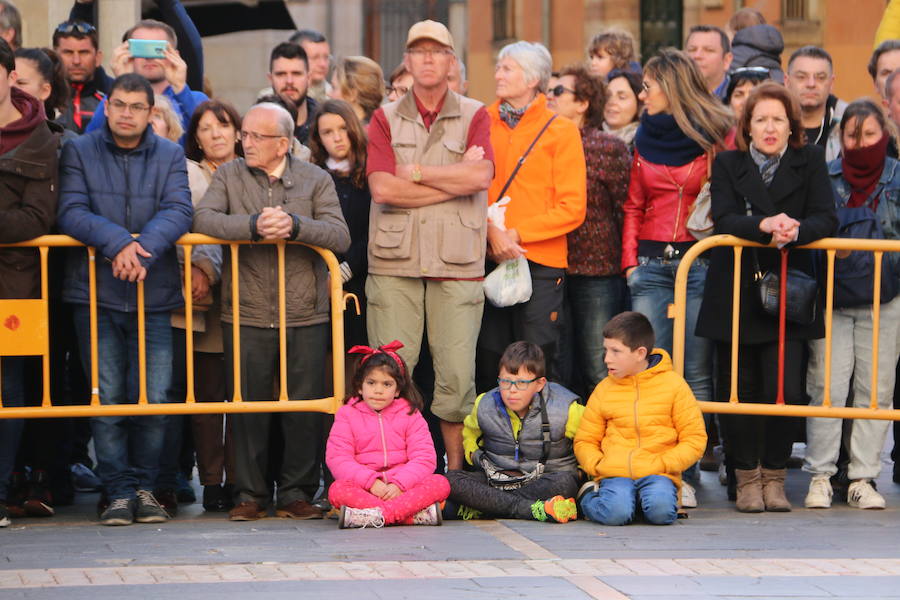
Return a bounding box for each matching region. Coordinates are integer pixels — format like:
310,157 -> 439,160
229,501 -> 267,521
760,468 -> 792,512
275,500 -> 323,520
734,467 -> 764,513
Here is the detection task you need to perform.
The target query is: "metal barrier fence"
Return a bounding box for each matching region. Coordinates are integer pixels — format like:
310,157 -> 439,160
0,234 -> 353,419
673,234 -> 900,420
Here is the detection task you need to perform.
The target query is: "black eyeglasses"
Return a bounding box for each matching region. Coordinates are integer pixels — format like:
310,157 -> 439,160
497,377 -> 539,391
55,21 -> 96,35
547,85 -> 576,98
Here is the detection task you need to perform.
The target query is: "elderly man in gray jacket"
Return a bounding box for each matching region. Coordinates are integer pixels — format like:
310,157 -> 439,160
194,102 -> 350,521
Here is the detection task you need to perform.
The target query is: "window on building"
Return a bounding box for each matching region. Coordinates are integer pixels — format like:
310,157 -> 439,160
784,0 -> 808,20
493,0 -> 514,41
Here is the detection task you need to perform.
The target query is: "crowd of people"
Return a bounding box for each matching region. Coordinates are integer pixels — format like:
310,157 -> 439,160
0,0 -> 899,530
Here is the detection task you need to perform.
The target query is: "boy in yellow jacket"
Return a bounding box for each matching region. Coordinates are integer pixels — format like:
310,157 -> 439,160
574,312 -> 706,525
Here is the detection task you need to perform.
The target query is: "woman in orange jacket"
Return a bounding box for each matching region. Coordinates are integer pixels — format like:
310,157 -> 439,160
476,41 -> 587,392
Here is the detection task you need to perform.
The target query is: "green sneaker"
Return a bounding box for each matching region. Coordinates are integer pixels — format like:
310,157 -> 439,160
542,496 -> 577,523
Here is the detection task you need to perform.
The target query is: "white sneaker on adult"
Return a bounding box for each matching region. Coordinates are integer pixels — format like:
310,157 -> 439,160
804,475 -> 833,508
681,481 -> 698,508
848,480 -> 885,509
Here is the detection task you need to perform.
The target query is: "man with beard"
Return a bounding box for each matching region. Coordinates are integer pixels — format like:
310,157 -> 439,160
288,30 -> 331,103
268,42 -> 317,145
85,19 -> 207,145
53,21 -> 110,134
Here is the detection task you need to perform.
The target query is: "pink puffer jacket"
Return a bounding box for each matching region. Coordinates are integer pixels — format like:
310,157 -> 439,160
326,397 -> 436,492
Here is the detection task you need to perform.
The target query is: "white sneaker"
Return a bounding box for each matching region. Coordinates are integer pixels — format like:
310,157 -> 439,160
848,480 -> 885,510
338,506 -> 385,529
718,463 -> 728,486
681,481 -> 698,508
804,475 -> 833,508
411,502 -> 442,526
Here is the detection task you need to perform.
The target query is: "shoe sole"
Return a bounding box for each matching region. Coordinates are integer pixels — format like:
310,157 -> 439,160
100,518 -> 133,526
0,516 -> 9,527
230,512 -> 267,521
135,515 -> 169,523
849,502 -> 885,510
23,501 -> 55,517
804,501 -> 832,509
275,509 -> 323,519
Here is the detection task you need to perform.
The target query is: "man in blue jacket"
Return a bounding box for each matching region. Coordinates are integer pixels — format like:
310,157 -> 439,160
58,73 -> 193,526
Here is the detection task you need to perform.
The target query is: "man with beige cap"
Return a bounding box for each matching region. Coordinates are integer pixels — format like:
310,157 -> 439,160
366,20 -> 494,472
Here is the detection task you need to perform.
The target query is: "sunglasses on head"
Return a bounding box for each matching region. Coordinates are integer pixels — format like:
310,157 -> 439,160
547,84 -> 576,97
731,66 -> 770,75
55,21 -> 96,35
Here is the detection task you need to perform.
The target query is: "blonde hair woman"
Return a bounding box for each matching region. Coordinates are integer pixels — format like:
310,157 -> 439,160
622,49 -> 732,507
329,56 -> 385,124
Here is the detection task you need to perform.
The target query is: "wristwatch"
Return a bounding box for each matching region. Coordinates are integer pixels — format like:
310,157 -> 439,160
411,164 -> 423,183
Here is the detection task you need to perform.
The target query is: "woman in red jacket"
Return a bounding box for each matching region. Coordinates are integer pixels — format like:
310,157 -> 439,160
622,49 -> 731,503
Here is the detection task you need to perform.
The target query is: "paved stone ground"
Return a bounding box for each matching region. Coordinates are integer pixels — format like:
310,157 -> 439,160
3,445 -> 900,599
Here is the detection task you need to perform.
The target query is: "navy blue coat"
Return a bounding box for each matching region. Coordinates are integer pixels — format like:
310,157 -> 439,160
57,126 -> 193,313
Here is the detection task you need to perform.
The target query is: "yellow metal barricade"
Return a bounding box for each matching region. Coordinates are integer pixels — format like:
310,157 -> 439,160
0,234 -> 350,418
672,234 -> 900,420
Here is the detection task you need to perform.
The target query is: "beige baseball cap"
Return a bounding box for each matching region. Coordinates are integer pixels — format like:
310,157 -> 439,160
406,20 -> 455,52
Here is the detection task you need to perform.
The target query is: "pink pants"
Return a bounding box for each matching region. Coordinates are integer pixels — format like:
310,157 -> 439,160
328,474 -> 450,524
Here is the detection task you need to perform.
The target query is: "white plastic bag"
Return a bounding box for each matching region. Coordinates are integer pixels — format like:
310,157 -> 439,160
483,197 -> 532,307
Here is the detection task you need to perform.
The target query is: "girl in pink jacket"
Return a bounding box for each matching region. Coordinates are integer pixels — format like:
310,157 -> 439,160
326,341 -> 450,528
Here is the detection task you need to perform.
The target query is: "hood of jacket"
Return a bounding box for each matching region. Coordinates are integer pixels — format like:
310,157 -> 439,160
732,24 -> 784,55
0,88 -> 47,157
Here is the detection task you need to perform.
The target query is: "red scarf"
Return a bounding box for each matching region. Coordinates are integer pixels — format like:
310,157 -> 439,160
842,134 -> 888,208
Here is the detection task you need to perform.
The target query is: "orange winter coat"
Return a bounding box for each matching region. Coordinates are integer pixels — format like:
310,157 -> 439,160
487,94 -> 586,269
574,349 -> 706,488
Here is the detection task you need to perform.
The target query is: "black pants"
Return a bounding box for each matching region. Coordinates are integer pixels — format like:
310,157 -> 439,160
715,340 -> 805,470
446,469 -> 579,519
476,261 -> 565,394
222,322 -> 327,507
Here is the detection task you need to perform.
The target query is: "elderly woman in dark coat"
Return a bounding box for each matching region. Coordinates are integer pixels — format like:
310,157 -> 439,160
697,82 -> 837,514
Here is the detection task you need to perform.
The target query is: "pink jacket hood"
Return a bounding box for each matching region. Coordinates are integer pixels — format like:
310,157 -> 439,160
325,396 -> 436,491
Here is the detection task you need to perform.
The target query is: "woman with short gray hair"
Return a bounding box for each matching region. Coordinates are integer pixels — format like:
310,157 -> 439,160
475,41 -> 588,390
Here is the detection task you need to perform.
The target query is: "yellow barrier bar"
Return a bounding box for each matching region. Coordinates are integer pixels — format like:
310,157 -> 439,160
823,250 -> 835,408
872,251 -> 884,410
137,280 -> 147,405
0,399 -> 339,419
729,247 -> 742,403
183,245 -> 195,403
40,246 -> 51,407
230,242 -> 242,403
277,241 -> 288,402
88,247 -> 99,406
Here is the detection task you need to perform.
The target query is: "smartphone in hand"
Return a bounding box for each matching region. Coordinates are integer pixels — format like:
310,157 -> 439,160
128,39 -> 167,59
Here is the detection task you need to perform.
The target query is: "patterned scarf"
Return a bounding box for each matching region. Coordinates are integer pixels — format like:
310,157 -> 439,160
499,102 -> 528,128
749,143 -> 782,187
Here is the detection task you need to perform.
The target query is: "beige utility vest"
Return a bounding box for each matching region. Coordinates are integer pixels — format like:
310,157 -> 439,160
369,90 -> 488,278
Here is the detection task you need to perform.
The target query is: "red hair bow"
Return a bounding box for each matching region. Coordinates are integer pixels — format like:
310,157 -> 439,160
348,340 -> 405,376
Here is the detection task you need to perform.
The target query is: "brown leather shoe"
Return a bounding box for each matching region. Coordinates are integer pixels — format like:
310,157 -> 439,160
761,468 -> 792,512
229,501 -> 267,521
734,467 -> 764,513
275,500 -> 323,520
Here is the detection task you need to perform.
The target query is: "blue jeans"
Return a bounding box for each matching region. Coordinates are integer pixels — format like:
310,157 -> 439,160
0,357 -> 25,501
73,306 -> 173,501
567,275 -> 626,389
579,475 -> 678,525
627,256 -> 712,401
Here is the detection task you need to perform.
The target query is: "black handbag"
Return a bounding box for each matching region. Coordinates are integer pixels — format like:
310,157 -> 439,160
753,249 -> 818,325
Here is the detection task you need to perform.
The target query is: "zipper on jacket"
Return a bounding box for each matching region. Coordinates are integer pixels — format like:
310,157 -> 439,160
627,378 -> 641,478
378,412 -> 389,481
267,182 -> 276,328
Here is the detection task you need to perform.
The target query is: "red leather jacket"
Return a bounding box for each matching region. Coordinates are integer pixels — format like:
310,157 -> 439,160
621,151 -> 708,271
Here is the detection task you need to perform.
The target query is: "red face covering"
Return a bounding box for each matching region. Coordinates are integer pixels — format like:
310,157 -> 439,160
841,133 -> 889,209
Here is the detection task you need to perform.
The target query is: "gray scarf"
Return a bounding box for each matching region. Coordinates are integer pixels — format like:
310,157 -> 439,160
749,144 -> 783,187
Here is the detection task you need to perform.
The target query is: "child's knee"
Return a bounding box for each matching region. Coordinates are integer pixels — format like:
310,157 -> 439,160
641,494 -> 678,525
580,494 -> 633,526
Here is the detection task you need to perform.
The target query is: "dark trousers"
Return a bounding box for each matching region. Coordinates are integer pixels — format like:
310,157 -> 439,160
223,321 -> 327,507
445,469 -> 579,519
476,261 -> 565,393
715,340 -> 805,470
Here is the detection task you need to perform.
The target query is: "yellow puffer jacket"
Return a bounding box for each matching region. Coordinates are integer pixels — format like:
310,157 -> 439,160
574,349 -> 706,488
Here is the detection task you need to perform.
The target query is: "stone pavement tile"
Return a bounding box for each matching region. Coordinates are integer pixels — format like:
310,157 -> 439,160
47,570 -> 91,587
689,575 -> 835,597
18,571 -> 55,586
212,564 -> 254,581
116,567 -> 156,585
243,565 -> 288,580
273,564 -> 316,579
82,569 -> 122,585
598,574 -> 706,596
471,576 -> 595,599
148,567 -> 191,584
582,559 -> 641,575
811,576 -> 900,597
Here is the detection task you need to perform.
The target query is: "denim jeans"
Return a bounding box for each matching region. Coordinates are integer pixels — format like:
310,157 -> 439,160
805,295 -> 900,480
0,357 -> 25,501
579,475 -> 677,525
627,256 -> 712,401
567,275 -> 626,389
73,306 -> 173,501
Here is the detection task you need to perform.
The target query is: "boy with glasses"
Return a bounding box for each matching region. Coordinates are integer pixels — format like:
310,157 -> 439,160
445,341 -> 583,523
